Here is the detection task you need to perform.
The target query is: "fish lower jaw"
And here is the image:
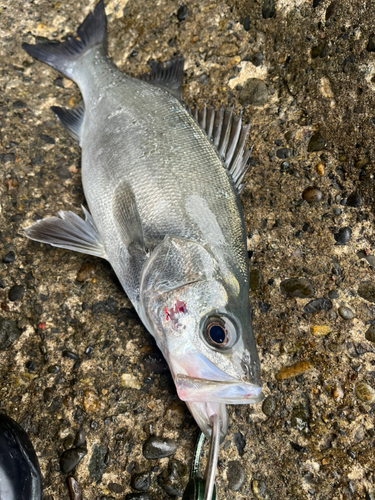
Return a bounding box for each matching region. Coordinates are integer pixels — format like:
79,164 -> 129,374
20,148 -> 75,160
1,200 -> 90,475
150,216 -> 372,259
175,373 -> 264,405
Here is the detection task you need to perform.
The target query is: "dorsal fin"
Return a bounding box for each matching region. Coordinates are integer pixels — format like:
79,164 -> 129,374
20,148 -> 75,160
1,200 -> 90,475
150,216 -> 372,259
51,102 -> 85,143
138,56 -> 184,101
188,106 -> 252,194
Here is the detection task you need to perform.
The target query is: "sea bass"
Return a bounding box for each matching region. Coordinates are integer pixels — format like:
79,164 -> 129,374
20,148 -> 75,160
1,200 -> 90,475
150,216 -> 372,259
22,0 -> 263,440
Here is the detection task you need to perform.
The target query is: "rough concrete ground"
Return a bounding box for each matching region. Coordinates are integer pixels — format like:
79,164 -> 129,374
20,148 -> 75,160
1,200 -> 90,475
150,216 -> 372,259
0,0 -> 375,499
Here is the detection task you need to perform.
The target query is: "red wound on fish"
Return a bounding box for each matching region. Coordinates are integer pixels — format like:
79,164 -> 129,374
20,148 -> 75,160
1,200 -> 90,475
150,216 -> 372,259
164,300 -> 187,322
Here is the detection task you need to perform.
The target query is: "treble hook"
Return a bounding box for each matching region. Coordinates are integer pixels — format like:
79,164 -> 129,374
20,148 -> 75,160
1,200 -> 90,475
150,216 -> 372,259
182,413 -> 220,500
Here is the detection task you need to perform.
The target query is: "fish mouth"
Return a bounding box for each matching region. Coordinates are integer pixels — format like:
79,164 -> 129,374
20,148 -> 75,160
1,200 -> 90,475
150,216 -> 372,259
175,373 -> 264,405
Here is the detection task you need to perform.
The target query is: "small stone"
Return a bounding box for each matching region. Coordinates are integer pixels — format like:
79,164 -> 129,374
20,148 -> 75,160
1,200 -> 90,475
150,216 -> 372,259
108,483 -> 123,493
262,0 -> 275,18
338,306 -> 355,320
2,251 -> 15,263
125,493 -> 152,500
334,227 -> 352,245
131,471 -> 151,492
251,52 -> 263,66
67,476 -> 82,500
88,444 -> 108,482
0,153 -> 15,164
291,407 -> 310,432
275,361 -> 313,381
63,350 -> 79,361
91,298 -> 117,314
233,432 -> 246,456
74,429 -> 86,448
0,318 -> 23,350
218,43 -> 238,58
243,15 -> 250,31
55,165 -> 72,180
76,262 -> 96,282
315,162 -> 325,175
227,461 -> 246,491
346,192 -> 363,208
328,290 -> 339,299
333,386 -> 344,399
307,132 -> 325,152
276,148 -> 290,159
355,382 -> 375,403
9,285 -> 25,302
280,278 -> 314,298
83,390 -> 100,412
176,5 -> 188,21
365,325 -> 375,343
60,447 -> 86,474
249,269 -> 261,291
367,34 -> 375,52
311,325 -> 331,337
39,134 -> 55,145
121,373 -> 141,389
252,479 -> 268,500
355,157 -> 370,168
358,281 -> 375,303
302,186 -> 323,203
158,459 -> 188,497
142,436 -> 177,459
303,297 -> 332,314
280,161 -> 290,172
238,78 -> 268,107
262,395 -> 277,416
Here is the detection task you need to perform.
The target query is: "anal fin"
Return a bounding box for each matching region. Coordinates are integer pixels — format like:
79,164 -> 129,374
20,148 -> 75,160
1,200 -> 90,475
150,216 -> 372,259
24,206 -> 106,259
51,102 -> 84,143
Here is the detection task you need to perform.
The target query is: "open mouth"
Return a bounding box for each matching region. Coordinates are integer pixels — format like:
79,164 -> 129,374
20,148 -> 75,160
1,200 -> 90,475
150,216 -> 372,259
175,373 -> 263,404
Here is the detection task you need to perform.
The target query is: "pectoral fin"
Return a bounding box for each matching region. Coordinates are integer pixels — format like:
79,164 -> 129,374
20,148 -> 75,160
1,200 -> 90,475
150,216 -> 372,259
24,206 -> 106,258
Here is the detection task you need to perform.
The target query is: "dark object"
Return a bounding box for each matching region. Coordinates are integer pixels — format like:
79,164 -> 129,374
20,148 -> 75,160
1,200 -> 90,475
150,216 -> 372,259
243,15 -> 250,31
0,318 -> 22,350
251,52 -> 263,66
313,0 -> 322,7
276,148 -> 290,159
0,413 -> 42,499
302,186 -> 323,203
125,493 -> 153,500
303,297 -> 332,314
158,459 -> 188,497
67,476 -> 82,500
142,435 -> 177,459
365,324 -> 375,343
262,0 -> 276,18
367,34 -> 375,52
2,251 -> 15,263
307,132 -> 325,152
131,471 -> 151,491
233,432 -> 246,456
177,5 -> 188,21
262,395 -> 277,416
325,0 -> 338,20
9,284 -> 25,301
290,442 -> 308,452
227,461 -> 246,491
346,192 -> 363,208
280,278 -> 314,298
88,444 -> 108,481
334,226 -> 352,245
60,447 -> 87,474
358,282 -> 375,303
328,289 -> 339,300
238,78 -> 268,106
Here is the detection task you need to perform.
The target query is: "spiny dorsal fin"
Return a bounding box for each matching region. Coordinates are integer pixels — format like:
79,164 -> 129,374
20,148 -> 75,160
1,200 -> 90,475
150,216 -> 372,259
138,55 -> 184,101
24,206 -> 106,259
51,102 -> 85,143
188,105 -> 252,194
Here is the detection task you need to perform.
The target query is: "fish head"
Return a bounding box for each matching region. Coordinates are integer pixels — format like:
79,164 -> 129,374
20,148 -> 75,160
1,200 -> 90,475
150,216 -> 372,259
140,236 -> 263,439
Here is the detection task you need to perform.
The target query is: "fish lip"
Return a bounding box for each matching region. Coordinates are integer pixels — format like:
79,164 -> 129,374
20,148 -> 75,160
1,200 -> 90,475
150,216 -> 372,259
174,373 -> 264,404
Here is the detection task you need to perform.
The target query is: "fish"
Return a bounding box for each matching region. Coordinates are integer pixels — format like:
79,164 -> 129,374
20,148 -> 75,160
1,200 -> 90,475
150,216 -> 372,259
22,0 -> 263,441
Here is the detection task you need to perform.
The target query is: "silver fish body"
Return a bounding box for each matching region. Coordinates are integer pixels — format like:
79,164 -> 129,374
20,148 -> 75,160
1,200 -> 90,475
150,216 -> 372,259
22,0 -> 263,439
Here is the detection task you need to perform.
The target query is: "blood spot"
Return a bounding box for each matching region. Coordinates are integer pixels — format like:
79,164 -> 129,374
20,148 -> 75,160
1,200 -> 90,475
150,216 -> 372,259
164,300 -> 187,322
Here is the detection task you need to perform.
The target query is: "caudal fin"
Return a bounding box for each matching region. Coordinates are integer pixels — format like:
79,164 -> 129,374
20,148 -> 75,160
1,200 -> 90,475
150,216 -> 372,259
22,0 -> 106,79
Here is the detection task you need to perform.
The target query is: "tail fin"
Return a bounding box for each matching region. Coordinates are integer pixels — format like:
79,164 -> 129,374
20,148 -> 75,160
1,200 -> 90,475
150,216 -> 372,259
22,0 -> 106,79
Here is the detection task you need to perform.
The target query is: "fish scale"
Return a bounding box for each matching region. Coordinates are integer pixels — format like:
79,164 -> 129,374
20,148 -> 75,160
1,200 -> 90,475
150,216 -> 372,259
22,0 -> 263,447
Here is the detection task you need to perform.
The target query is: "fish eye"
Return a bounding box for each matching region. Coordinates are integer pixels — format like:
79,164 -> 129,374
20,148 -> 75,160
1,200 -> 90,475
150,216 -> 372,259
202,315 -> 237,349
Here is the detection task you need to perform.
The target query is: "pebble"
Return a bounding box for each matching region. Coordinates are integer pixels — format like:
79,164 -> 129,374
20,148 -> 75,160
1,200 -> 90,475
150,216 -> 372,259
291,407 -> 310,432
0,318 -> 22,350
307,132 -> 325,152
249,269 -> 262,291
233,432 -> 246,456
176,5 -> 188,22
251,52 -> 263,66
365,324 -> 375,343
125,494 -> 152,500
346,192 -> 363,208
328,289 -> 339,299
302,186 -> 323,203
158,459 -> 188,496
55,166 -> 71,179
142,436 -> 177,459
74,429 -> 86,448
83,390 -> 100,412
338,306 -> 355,320
243,15 -> 250,31
218,43 -> 238,58
276,148 -> 290,159
355,381 -> 375,403
91,298 -> 117,314
315,162 -> 325,175
8,285 -> 25,302
67,476 -> 82,500
280,278 -> 314,298
131,471 -> 151,491
252,479 -> 268,500
280,161 -> 290,172
262,395 -> 277,416
108,483 -> 123,493
2,251 -> 15,263
262,0 -> 275,18
367,33 -> 375,52
275,361 -> 313,381
358,281 -> 375,303
311,325 -> 331,337
238,78 -> 268,106
334,226 -> 352,245
76,262 -> 96,282
227,461 -> 246,491
303,297 -> 332,314
60,447 -> 86,474
88,444 -> 108,482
